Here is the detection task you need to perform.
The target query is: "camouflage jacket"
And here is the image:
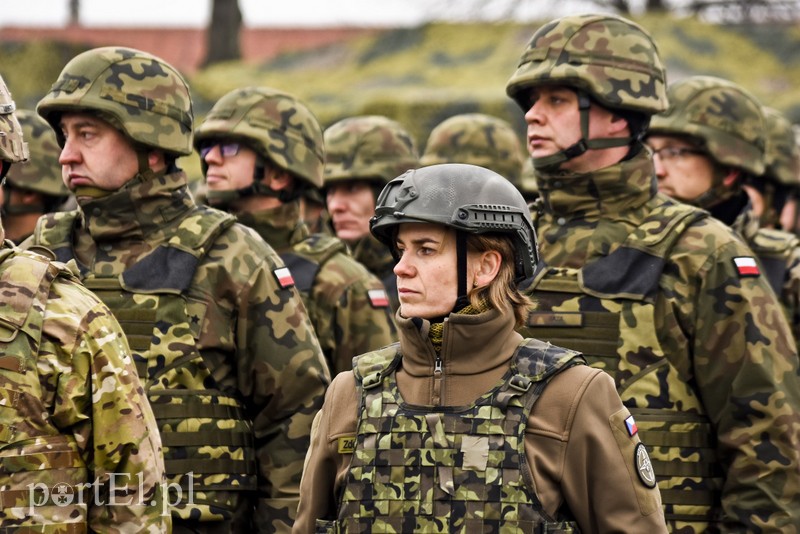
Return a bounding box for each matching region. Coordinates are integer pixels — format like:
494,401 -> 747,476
0,238 -> 167,533
731,199 -> 800,343
522,148 -> 800,532
294,304 -> 666,533
235,201 -> 397,375
349,234 -> 399,313
24,170 -> 330,533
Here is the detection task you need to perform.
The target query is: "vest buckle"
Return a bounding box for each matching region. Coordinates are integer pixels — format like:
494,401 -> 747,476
362,372 -> 383,389
509,374 -> 532,393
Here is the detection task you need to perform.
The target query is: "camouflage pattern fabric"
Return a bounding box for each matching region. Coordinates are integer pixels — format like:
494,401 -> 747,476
4,110 -> 68,197
649,75 -> 766,177
195,87 -> 325,188
762,106 -> 800,187
323,340 -> 583,533
519,149 -> 800,531
25,170 -> 330,533
419,113 -> 526,188
234,200 -> 397,376
0,75 -> 29,164
0,242 -> 168,533
323,115 -> 419,187
36,47 -> 194,156
505,13 -> 668,115
732,203 -> 800,344
349,234 -> 399,314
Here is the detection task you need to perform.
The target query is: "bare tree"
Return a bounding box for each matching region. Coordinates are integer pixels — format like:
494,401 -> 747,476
203,0 -> 243,67
68,0 -> 80,26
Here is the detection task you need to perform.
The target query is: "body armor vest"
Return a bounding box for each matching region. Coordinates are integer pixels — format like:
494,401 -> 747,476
520,201 -> 721,529
318,339 -> 584,534
32,208 -> 256,520
0,248 -> 89,532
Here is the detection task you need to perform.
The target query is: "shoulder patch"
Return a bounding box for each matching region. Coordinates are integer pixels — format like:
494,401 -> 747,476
367,288 -> 389,308
338,435 -> 356,454
634,443 -> 657,489
733,256 -> 760,277
624,415 -> 638,437
273,267 -> 295,288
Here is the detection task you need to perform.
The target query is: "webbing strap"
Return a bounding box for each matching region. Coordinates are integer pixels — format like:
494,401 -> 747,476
153,402 -> 244,420
652,459 -> 721,478
659,488 -> 719,506
638,429 -> 714,448
160,429 -> 253,448
165,458 -> 256,476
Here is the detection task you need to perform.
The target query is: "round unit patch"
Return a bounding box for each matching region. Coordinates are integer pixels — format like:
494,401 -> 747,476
634,442 -> 657,489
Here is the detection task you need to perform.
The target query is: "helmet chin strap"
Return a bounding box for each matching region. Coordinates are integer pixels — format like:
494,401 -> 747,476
205,162 -> 297,209
532,91 -> 636,172
451,230 -> 471,314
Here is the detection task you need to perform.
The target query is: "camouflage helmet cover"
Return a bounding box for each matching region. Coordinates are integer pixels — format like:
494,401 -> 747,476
0,75 -> 29,164
762,106 -> 800,186
6,110 -> 69,197
370,163 -> 538,281
194,86 -> 325,188
649,75 -> 766,175
323,115 -> 419,186
505,13 -> 668,115
36,46 -> 194,155
420,113 -> 526,187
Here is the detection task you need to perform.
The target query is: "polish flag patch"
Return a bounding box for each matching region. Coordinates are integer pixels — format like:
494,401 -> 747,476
273,267 -> 295,288
625,415 -> 638,437
368,289 -> 390,308
733,257 -> 760,277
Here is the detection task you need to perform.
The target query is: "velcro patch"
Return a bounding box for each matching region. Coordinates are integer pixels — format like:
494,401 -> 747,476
273,267 -> 295,288
733,256 -> 760,277
337,436 -> 356,454
367,289 -> 389,308
634,443 -> 657,489
624,415 -> 638,437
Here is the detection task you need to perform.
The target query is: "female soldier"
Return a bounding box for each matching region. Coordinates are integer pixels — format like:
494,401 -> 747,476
294,164 -> 667,533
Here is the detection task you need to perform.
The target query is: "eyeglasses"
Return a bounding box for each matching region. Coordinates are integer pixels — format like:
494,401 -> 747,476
649,146 -> 704,162
199,142 -> 241,159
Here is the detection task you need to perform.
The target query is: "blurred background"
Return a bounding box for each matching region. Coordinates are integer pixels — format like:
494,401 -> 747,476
2,0 -> 799,181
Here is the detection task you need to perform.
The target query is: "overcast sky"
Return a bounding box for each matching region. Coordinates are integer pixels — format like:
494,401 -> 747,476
0,0 -> 623,28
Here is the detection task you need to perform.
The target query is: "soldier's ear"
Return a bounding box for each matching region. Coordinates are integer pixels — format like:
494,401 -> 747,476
265,168 -> 294,192
722,169 -> 741,187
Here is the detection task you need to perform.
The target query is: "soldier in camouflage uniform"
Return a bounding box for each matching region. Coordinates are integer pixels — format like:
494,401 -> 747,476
420,112 -> 526,188
0,76 -> 168,532
647,75 -> 800,343
294,163 -> 667,533
23,47 -> 330,533
323,115 -> 420,313
506,14 -> 800,531
751,106 -> 800,233
0,109 -> 71,243
194,87 -> 396,376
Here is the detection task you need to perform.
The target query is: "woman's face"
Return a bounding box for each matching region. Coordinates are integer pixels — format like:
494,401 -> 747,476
393,222 -> 460,319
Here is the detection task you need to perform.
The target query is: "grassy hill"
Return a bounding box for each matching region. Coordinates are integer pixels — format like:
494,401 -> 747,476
3,14 -> 800,180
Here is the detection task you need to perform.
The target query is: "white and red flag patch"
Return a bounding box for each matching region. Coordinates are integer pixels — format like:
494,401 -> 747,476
273,267 -> 295,288
625,415 -> 638,437
733,257 -> 760,277
368,289 -> 390,308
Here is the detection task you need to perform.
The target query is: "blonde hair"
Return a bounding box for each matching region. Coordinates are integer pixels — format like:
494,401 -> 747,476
466,233 -> 532,327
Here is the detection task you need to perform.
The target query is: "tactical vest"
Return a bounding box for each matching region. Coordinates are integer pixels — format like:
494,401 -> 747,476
0,248 -> 89,532
520,201 -> 721,529
317,339 -> 584,534
33,208 -> 256,521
